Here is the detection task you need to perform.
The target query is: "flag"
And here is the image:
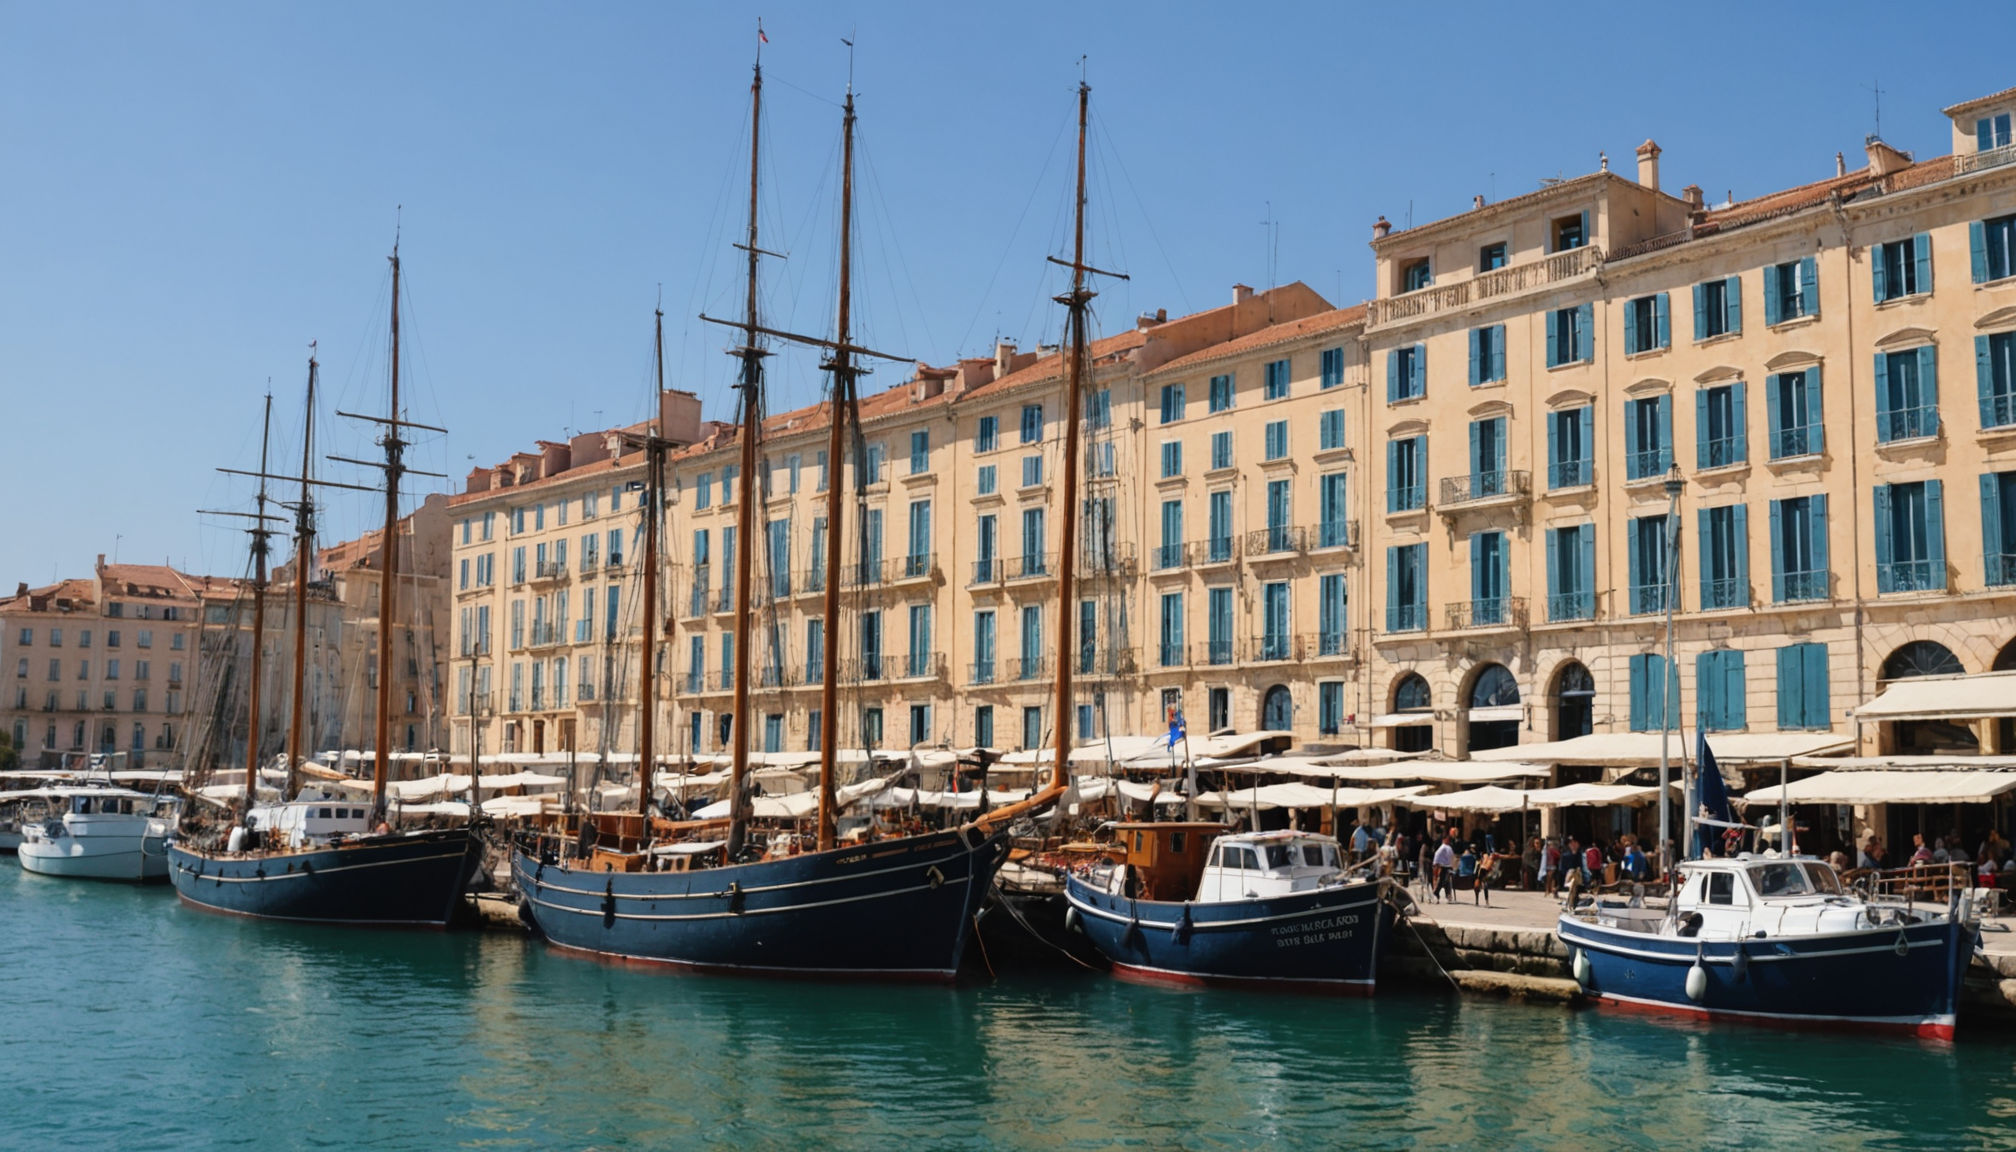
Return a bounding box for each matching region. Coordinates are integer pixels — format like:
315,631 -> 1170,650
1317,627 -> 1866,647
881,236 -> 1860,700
1167,705 -> 1186,746
758,23 -> 768,43
1694,731 -> 1734,856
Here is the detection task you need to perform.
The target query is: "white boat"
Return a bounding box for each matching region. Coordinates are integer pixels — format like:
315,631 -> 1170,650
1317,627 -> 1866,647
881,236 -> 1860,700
16,786 -> 179,882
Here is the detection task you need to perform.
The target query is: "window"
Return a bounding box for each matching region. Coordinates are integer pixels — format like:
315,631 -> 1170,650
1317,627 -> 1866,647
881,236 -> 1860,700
974,704 -> 994,749
1319,409 -> 1345,450
1553,211 -> 1588,252
1401,259 -> 1431,292
695,472 -> 713,509
1629,514 -> 1673,615
459,558 -> 470,590
1875,480 -> 1946,593
461,518 -> 472,545
1980,114 -> 2014,152
1873,233 -> 1932,302
1159,383 -> 1186,424
1769,495 -> 1830,603
1264,358 -> 1291,400
971,610 -> 996,684
1387,436 -> 1425,511
1385,544 -> 1426,632
1089,441 -> 1116,478
1696,382 -> 1747,468
1207,587 -> 1233,665
1479,241 -> 1507,271
1979,331 -> 2016,429
1763,368 -> 1825,459
853,515 -> 876,587
1020,508 -> 1045,576
906,501 -> 932,577
1086,389 -> 1111,430
1625,395 -> 1672,480
1264,420 -> 1288,461
1875,346 -> 1940,442
1321,347 -> 1344,389
1628,653 -> 1674,732
973,515 -> 997,582
584,489 -> 598,518
861,706 -> 884,748
972,462 -> 996,497
1387,344 -> 1426,401
1318,574 -> 1346,655
722,463 -> 741,503
1698,505 -> 1748,610
1020,404 -> 1043,444
1319,682 -> 1344,735
907,603 -> 933,677
1546,524 -> 1595,621
1260,582 -> 1290,659
770,519 -> 793,596
1021,706 -> 1042,751
534,504 -> 545,532
816,450 -> 829,491
1018,605 -> 1043,680
1158,592 -> 1184,667
1765,258 -> 1819,324
910,430 -> 930,475
1547,304 -> 1593,366
1696,649 -> 1746,732
1210,430 -> 1233,471
806,619 -> 825,684
1976,215 -> 2016,285
976,415 -> 998,453
49,629 -> 61,647
1776,643 -> 1830,730
1264,479 -> 1291,549
1160,441 -> 1183,478
1624,293 -> 1670,354
1468,325 -> 1505,385
1547,406 -> 1593,489
1157,500 -> 1184,569
481,511 -> 495,540
1021,455 -> 1043,488
1209,373 -> 1234,413
1208,491 -> 1233,563
1983,472 -> 2016,587
106,660 -> 119,680
1319,473 -> 1348,548
136,630 -> 151,649
79,630 -> 90,649
1469,530 -> 1508,625
1692,276 -> 1742,340
1469,417 -> 1505,497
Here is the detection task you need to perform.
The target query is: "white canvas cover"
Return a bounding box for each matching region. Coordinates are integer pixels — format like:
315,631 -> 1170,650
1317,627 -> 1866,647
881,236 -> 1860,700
1852,670 -> 2016,722
1742,769 -> 2016,806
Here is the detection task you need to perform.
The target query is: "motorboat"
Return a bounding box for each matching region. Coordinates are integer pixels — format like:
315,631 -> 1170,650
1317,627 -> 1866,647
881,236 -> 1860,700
1558,853 -> 1978,1039
15,786 -> 177,881
1063,825 -> 1392,993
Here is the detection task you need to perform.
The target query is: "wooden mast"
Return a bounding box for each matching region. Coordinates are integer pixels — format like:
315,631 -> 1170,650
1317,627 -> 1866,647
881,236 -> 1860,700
242,395 -> 275,821
638,308 -> 666,820
724,58 -> 766,861
815,88 -> 858,852
373,245 -> 404,817
1047,81 -> 1093,802
285,350 -> 318,804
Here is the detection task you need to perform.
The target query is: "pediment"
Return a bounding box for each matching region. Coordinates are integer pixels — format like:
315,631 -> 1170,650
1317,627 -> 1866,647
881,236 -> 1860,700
1874,325 -> 1937,351
1976,306 -> 2016,332
1386,418 -> 1430,437
1467,400 -> 1513,419
1765,350 -> 1823,371
1545,388 -> 1593,410
1692,364 -> 1744,385
1624,377 -> 1671,397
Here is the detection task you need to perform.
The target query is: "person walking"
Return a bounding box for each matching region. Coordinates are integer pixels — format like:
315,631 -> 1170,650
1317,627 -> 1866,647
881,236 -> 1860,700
1432,833 -> 1457,904
1541,838 -> 1562,898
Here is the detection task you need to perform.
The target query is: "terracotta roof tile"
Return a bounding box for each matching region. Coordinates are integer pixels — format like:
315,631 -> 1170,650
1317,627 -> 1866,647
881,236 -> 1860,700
1148,305 -> 1367,378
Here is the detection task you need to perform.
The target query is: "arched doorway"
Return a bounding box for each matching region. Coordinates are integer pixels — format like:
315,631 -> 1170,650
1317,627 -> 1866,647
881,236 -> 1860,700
1882,641 -> 1964,680
1261,685 -> 1293,731
1881,640 -> 1975,756
1993,636 -> 2016,672
1554,662 -> 1594,740
1392,673 -> 1433,753
1467,664 -> 1521,752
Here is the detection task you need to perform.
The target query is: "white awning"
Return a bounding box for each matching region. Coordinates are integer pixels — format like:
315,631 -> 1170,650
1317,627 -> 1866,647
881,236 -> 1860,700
1742,770 -> 2016,806
1397,785 -> 1533,814
1280,760 -> 1549,784
1470,731 -> 1850,766
1853,670 -> 2016,722
1366,713 -> 1433,730
1400,782 -> 1677,813
1788,754 -> 2016,771
1465,705 -> 1525,723
1196,783 -> 1430,811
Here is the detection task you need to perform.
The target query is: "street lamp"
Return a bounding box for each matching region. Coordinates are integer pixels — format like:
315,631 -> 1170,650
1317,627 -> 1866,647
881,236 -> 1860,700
1659,464 -> 1685,878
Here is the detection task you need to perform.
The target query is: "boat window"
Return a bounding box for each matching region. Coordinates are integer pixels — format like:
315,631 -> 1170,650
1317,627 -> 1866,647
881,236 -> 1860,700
73,796 -> 89,814
1706,872 -> 1736,905
1302,845 -> 1326,867
1749,863 -> 1811,897
1223,847 -> 1258,870
1169,831 -> 1186,854
319,808 -> 332,819
1263,845 -> 1294,869
1803,863 -> 1844,895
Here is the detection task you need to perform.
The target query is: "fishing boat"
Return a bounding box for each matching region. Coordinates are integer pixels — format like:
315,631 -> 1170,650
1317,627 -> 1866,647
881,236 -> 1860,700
169,261 -> 482,927
16,785 -> 177,881
1063,825 -> 1391,993
513,41 -> 1038,980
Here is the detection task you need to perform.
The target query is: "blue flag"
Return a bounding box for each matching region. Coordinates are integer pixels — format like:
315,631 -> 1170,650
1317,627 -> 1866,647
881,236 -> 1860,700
1695,731 -> 1735,856
1167,706 -> 1186,746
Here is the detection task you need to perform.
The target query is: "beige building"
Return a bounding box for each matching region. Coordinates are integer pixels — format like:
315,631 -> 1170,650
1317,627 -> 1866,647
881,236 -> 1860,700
1357,86 -> 2016,767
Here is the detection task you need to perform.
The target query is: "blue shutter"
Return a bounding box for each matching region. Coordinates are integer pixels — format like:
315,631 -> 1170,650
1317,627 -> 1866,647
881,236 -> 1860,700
1622,401 -> 1636,476
1723,275 -> 1742,335
1546,411 -> 1559,482
1468,421 -> 1481,483
1692,282 -> 1707,340
1800,257 -> 1819,318
1579,524 -> 1596,613
1731,380 -> 1748,462
1808,366 -> 1826,454
1630,655 -> 1651,732
1764,266 -> 1783,327
1802,644 -> 1829,730
1579,210 -> 1590,247
1493,418 -> 1507,474
1768,500 -> 1786,603
1696,507 -> 1713,604
1627,518 -> 1642,604
1491,326 -> 1506,380
1874,485 -> 1895,593
1657,394 -> 1673,471
1694,389 -> 1711,469
1777,645 -> 1801,730
1926,478 -> 1946,590
1914,232 -> 1933,294
1385,440 -> 1399,512
1972,221 -> 1990,284
1545,527 -> 1561,608
1724,650 -> 1747,730
1765,373 -> 1782,457
1468,328 -> 1481,386
1810,494 -> 1829,590
1872,241 -> 1888,302
1498,533 -> 1511,610
1733,504 -> 1750,600
1385,547 -> 1399,630
1577,303 -> 1594,361
1624,298 -> 1639,353
1580,406 -> 1594,470
1980,335 -> 1998,428
1983,473 -> 2006,580
1874,352 -> 1892,421
1546,311 -> 1561,369
1918,344 -> 1940,429
1469,532 -> 1484,605
1386,349 -> 1399,402
1654,292 -> 1670,348
1410,343 -> 1426,396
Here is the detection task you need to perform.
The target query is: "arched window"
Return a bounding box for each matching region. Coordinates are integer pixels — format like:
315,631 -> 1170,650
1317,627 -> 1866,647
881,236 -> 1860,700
1394,673 -> 1431,712
1994,637 -> 2016,672
1470,664 -> 1521,708
1554,662 -> 1595,740
1261,685 -> 1293,730
1882,641 -> 1963,680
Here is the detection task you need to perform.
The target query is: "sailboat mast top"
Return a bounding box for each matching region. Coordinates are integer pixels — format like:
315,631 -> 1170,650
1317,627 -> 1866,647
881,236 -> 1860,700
638,309 -> 666,819
286,352 -> 318,804
373,247 -> 403,815
725,61 -> 765,860
1048,81 -> 1094,800
816,88 -> 858,853
242,395 -> 275,820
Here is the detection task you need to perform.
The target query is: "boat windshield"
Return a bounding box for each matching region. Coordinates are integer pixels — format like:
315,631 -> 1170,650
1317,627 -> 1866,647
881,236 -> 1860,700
1749,862 -> 1821,897
1804,862 -> 1844,894
1263,844 -> 1295,869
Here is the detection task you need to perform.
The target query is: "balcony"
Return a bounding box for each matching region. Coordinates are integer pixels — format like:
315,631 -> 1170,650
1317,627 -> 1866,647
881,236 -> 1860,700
844,559 -> 887,589
1988,555 -> 2016,588
896,652 -> 947,681
1007,553 -> 1055,583
1151,542 -> 1189,571
770,571 -> 792,599
1445,597 -> 1528,631
1205,639 -> 1234,666
1876,406 -> 1940,444
533,560 -> 566,581
970,558 -> 1004,586
758,664 -> 795,689
1625,449 -> 1671,482
1770,425 -> 1820,460
605,554 -> 626,571
1547,459 -> 1593,490
528,623 -> 562,649
1301,630 -> 1351,660
1367,245 -> 1603,328
1247,633 -> 1297,662
579,556 -> 600,574
1547,591 -> 1596,623
969,660 -> 996,686
686,569 -> 711,617
1957,141 -> 2016,176
1079,543 -> 1137,579
708,670 -> 735,692
716,585 -> 735,614
1983,394 -> 2016,431
1313,519 -> 1356,551
895,552 -> 939,583
1155,642 -> 1188,669
1077,645 -> 1137,678
1013,655 -> 1052,681
1700,578 -> 1748,611
1439,471 -> 1530,510
1879,559 -> 1944,594
1384,604 -> 1427,634
1244,525 -> 1306,560
683,670 -> 703,695
1629,582 -> 1673,616
1699,438 -> 1742,470
840,656 -> 887,683
1781,570 -> 1829,602
797,567 -> 827,595
1200,536 -> 1238,565
803,661 -> 825,686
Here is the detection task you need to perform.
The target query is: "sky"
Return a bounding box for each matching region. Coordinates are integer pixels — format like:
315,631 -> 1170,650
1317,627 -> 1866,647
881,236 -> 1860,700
2,1 -> 2008,586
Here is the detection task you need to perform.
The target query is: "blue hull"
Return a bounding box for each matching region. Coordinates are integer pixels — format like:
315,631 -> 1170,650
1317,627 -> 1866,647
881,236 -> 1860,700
168,830 -> 482,927
1559,914 -> 1974,1039
1063,875 -> 1391,993
513,826 -> 1010,981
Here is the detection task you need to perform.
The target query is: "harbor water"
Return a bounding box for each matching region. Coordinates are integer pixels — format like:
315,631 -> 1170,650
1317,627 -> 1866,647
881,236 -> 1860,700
7,866 -> 2015,1151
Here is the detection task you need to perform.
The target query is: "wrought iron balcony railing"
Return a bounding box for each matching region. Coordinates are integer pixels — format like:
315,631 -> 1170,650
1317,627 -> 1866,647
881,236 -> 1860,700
1439,470 -> 1530,507
1444,596 -> 1528,631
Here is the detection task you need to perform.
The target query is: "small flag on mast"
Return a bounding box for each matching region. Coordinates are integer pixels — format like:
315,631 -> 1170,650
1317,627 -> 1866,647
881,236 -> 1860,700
758,22 -> 769,43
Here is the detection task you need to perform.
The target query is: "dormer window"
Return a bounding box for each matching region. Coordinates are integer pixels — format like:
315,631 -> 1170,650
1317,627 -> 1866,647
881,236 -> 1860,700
1553,212 -> 1588,252
1401,259 -> 1431,293
1980,113 -> 2013,152
1479,242 -> 1507,271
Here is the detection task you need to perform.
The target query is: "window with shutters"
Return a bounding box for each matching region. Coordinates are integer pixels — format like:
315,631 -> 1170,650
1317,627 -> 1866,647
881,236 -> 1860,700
976,415 -> 998,453
1156,500 -> 1184,569
1625,395 -> 1672,480
1548,406 -> 1593,489
1319,682 -> 1344,735
1159,383 -> 1186,424
1019,404 -> 1043,444
1159,441 -> 1183,479
1388,344 -> 1425,401
973,704 -> 993,749
1769,495 -> 1829,603
1875,346 -> 1940,442
1873,234 -> 1931,302
1387,436 -> 1425,512
1765,259 -> 1819,323
1264,420 -> 1288,461
1468,417 -> 1506,497
1319,409 -> 1345,450
1693,276 -> 1741,340
1469,530 -> 1509,625
1386,544 -> 1426,633
1209,373 -> 1234,412
1158,592 -> 1185,667
1020,508 -> 1046,577
1547,306 -> 1592,366
1021,455 -> 1043,488
1874,480 -> 1946,593
1260,582 -> 1291,659
1624,293 -> 1670,354
910,430 -> 930,475
1469,324 -> 1506,385
1086,389 -> 1111,430
1207,586 -> 1234,664
1695,649 -> 1747,732
1766,368 -> 1824,458
1207,491 -> 1234,563
1319,473 -> 1348,548
1978,331 -> 2016,429
1976,215 -> 2016,285
1697,383 -> 1746,468
1553,213 -> 1587,251
1318,574 -> 1346,655
1980,471 -> 2016,587
1629,514 -> 1673,615
1401,259 -> 1431,292
976,464 -> 996,496
1210,430 -> 1233,471
1264,359 -> 1291,400
1699,505 -> 1748,610
1628,654 -> 1672,732
1776,643 -> 1831,730
1321,347 -> 1344,389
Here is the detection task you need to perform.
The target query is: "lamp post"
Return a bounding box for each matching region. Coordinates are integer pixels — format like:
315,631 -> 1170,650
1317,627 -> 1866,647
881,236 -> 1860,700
1658,464 -> 1685,878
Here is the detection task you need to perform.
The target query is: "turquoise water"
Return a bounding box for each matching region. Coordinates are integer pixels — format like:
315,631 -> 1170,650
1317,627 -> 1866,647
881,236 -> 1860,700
5,864 -> 2014,1151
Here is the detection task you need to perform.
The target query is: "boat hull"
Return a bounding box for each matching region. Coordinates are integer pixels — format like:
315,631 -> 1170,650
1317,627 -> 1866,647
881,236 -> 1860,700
513,826 -> 1010,981
168,830 -> 482,926
978,882 -> 1109,970
18,822 -> 169,881
1063,875 -> 1390,994
1558,914 -> 1973,1040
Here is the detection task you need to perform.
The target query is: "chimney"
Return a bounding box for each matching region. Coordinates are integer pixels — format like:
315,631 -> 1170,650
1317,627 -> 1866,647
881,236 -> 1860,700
1836,151 -> 1847,177
994,340 -> 1017,378
96,553 -> 105,570
1232,283 -> 1254,305
1865,135 -> 1912,176
1156,308 -> 1166,323
1635,139 -> 1661,192
14,582 -> 26,598
1681,184 -> 1704,210
1372,215 -> 1391,240
1472,194 -> 1486,210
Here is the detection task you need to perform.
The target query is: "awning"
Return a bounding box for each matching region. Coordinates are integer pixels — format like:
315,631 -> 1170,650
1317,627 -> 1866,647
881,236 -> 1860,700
1466,705 -> 1525,723
1853,670 -> 2016,723
1400,782 -> 1677,813
1470,731 -> 1851,766
1196,783 -> 1430,811
1742,770 -> 2016,806
1283,760 -> 1549,784
1366,713 -> 1433,729
1788,754 -> 2016,771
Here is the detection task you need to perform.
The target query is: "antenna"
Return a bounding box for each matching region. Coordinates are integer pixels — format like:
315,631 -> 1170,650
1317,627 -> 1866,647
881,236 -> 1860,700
1862,77 -> 1886,139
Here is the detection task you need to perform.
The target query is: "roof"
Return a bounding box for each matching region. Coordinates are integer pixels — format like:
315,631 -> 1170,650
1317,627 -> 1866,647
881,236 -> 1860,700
668,378 -> 958,468
0,578 -> 96,613
1851,670 -> 2016,723
959,329 -> 1151,401
1943,86 -> 2016,118
1370,172 -> 1620,252
97,563 -> 201,599
1147,305 -> 1366,378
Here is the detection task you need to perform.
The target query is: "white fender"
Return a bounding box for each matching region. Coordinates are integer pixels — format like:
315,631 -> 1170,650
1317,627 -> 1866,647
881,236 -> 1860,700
1572,948 -> 1591,985
1685,963 -> 1709,1003
1064,906 -> 1082,934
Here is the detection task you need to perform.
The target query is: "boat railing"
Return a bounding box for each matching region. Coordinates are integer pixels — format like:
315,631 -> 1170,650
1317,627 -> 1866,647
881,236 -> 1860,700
1855,861 -> 1973,906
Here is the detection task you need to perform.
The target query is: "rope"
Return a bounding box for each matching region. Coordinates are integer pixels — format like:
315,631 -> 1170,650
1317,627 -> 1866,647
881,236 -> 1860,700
988,878 -> 1102,971
1394,896 -> 1463,992
969,913 -> 995,980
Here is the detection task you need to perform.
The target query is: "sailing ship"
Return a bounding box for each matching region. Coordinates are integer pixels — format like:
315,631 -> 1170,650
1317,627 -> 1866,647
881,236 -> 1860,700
511,48 -> 1042,980
168,255 -> 483,926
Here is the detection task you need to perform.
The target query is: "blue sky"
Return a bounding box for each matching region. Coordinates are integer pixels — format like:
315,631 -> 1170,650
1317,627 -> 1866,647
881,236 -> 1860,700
1,1 -> 2006,584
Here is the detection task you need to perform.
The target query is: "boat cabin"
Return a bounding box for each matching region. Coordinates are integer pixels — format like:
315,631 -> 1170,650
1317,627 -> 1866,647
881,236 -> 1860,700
256,800 -> 374,848
1590,854 -> 1872,941
1196,831 -> 1345,902
1110,821 -> 1222,900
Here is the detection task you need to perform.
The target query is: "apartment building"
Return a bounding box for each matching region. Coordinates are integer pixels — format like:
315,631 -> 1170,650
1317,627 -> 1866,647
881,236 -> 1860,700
1358,86 -> 2016,760
0,558 -> 226,768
